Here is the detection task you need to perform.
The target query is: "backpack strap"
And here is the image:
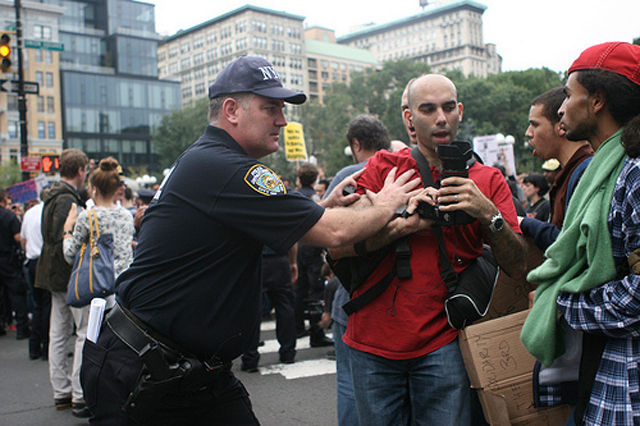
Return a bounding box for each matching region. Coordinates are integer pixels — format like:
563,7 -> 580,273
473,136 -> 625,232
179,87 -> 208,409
410,146 -> 459,291
342,268 -> 396,316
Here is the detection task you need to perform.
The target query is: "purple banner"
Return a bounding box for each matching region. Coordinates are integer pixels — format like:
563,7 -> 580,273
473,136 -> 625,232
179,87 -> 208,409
7,179 -> 38,204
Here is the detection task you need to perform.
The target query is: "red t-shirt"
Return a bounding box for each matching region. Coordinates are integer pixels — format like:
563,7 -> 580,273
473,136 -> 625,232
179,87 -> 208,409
343,148 -> 520,360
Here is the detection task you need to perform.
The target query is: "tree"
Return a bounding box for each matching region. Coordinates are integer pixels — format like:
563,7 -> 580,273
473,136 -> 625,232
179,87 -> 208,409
153,98 -> 208,169
297,82 -> 355,177
0,161 -> 22,189
454,68 -> 563,171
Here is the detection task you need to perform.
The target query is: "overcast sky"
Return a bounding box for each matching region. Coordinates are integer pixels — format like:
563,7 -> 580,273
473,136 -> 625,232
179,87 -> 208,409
150,0 -> 640,73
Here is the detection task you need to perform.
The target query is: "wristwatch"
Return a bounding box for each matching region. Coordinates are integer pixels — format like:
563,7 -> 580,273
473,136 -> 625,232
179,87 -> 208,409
489,212 -> 504,233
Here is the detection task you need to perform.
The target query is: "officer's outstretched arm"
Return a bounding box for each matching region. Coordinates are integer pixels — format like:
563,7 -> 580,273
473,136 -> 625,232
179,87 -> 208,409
301,168 -> 420,248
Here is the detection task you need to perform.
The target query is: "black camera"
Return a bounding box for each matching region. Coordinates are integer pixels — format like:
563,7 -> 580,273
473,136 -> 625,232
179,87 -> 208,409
415,141 -> 476,226
342,184 -> 356,197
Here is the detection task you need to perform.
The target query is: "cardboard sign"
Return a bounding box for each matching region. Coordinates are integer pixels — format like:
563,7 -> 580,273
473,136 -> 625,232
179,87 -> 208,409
458,232 -> 571,425
460,310 -> 536,389
459,310 -> 572,425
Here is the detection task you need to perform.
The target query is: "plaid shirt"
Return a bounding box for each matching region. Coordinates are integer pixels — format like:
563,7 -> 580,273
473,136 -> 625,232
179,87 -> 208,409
557,156 -> 640,425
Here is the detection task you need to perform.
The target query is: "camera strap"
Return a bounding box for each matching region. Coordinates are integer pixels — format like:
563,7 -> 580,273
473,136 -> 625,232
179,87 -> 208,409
410,146 -> 458,289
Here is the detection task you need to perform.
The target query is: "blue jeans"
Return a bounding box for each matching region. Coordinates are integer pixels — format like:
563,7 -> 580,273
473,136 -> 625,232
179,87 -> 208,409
334,321 -> 359,426
348,339 -> 471,426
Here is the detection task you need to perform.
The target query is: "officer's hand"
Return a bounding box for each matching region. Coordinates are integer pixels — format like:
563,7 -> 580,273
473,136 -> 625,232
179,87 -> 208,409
289,262 -> 298,284
320,168 -> 365,208
366,167 -> 421,213
436,176 -> 498,225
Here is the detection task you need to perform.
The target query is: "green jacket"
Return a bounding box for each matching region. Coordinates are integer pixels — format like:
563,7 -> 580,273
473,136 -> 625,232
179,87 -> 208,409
35,181 -> 84,292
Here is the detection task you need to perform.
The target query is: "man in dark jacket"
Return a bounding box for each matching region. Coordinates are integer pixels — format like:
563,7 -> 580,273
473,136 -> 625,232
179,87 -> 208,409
35,148 -> 89,417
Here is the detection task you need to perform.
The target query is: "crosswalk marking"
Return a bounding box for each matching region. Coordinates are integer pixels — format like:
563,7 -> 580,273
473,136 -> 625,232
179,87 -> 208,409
253,320 -> 336,379
258,333 -> 333,354
260,320 -> 276,332
259,359 -> 336,379
252,320 -> 336,380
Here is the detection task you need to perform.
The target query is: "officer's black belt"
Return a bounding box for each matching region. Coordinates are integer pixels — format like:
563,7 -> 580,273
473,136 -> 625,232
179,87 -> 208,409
106,303 -> 227,379
107,303 -> 176,356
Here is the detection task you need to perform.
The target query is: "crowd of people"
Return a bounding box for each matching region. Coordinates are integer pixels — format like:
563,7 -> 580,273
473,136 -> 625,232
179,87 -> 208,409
1,152 -> 155,418
0,41 -> 639,425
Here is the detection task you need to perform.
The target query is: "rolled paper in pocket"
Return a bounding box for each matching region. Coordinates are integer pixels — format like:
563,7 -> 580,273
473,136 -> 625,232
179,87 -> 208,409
87,298 -> 107,343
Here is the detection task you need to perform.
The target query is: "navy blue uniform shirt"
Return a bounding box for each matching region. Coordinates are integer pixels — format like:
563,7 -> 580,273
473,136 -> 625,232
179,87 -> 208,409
116,126 -> 324,360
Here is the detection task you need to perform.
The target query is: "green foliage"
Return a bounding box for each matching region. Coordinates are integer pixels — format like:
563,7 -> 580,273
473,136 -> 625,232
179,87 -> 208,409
634,37 -> 640,46
298,82 -> 355,177
454,68 -> 563,171
152,98 -> 208,168
0,161 -> 22,188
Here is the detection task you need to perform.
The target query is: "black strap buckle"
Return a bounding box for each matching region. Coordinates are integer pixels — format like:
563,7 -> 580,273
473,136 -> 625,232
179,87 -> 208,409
442,268 -> 458,295
395,237 -> 412,279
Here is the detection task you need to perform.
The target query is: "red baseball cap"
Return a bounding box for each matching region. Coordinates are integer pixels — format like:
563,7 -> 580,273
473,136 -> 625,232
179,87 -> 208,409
568,42 -> 640,86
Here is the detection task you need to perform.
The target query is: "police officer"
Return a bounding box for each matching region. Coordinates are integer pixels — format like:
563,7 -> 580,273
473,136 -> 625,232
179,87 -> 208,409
81,56 -> 421,425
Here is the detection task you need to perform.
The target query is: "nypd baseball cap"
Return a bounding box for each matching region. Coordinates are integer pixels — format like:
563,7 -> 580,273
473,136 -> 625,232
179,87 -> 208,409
208,56 -> 306,104
568,42 -> 640,86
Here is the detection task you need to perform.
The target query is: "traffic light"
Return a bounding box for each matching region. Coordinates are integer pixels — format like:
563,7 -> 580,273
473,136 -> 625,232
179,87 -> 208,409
41,155 -> 60,173
0,33 -> 10,73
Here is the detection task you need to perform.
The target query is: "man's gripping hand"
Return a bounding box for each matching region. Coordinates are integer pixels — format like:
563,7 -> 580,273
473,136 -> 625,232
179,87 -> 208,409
434,176 -> 499,225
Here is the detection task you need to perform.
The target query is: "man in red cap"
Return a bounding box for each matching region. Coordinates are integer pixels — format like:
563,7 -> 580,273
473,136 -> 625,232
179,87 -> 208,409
522,41 -> 640,425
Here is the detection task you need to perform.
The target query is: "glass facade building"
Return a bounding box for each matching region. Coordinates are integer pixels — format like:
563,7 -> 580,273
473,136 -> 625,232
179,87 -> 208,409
41,0 -> 180,170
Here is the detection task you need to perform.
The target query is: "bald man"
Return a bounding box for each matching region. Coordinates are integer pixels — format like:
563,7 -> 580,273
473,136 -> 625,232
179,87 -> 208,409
330,74 -> 525,425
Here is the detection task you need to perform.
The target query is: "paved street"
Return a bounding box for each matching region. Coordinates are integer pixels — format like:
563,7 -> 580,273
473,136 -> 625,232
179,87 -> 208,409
0,321 -> 338,425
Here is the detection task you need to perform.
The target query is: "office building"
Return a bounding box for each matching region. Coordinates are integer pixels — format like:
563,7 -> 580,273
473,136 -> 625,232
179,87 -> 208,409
158,4 -> 306,108
0,0 -> 64,165
337,0 -> 502,77
40,0 -> 180,170
305,27 -> 379,103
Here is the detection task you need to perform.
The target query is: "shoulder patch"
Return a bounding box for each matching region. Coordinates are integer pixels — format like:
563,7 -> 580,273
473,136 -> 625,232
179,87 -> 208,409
244,165 -> 287,196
